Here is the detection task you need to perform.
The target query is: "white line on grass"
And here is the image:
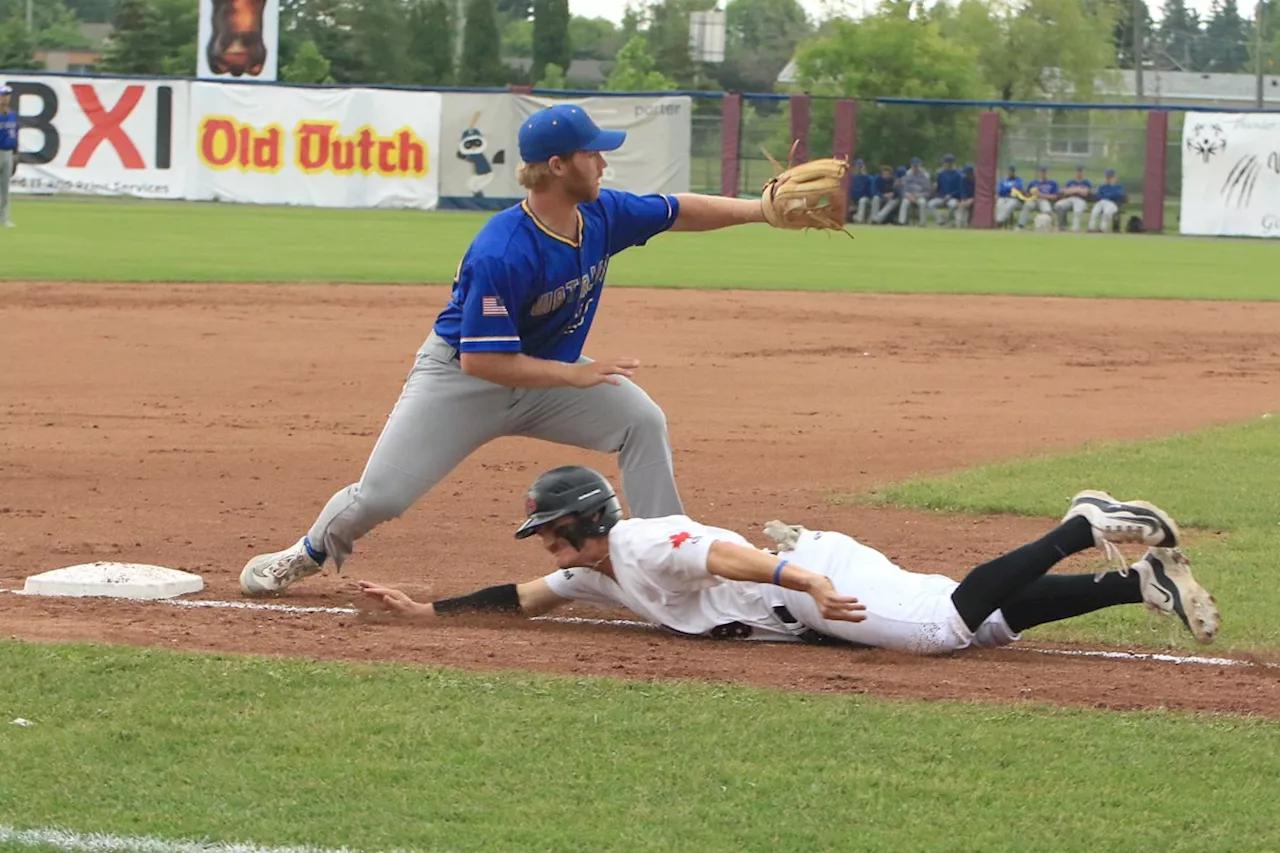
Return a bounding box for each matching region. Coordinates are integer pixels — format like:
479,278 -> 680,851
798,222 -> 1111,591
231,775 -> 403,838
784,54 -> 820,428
0,824 -> 405,853
1,588 -> 1273,670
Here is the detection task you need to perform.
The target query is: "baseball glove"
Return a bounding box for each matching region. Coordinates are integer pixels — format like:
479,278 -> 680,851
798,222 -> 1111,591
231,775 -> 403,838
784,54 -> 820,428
760,141 -> 851,234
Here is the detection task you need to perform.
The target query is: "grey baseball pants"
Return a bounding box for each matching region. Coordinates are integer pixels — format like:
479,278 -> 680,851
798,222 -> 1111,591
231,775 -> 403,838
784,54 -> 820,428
0,150 -> 13,225
308,332 -> 683,567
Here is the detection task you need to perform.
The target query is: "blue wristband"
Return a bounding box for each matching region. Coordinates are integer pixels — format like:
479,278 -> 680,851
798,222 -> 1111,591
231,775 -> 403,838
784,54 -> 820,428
773,559 -> 789,586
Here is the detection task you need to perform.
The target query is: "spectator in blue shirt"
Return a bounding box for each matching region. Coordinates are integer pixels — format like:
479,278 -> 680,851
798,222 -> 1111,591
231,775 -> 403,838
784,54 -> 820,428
927,153 -> 963,225
848,159 -> 874,224
996,165 -> 1023,225
1054,165 -> 1092,232
871,164 -> 900,224
955,164 -> 976,228
1089,169 -> 1126,233
1018,166 -> 1060,228
0,85 -> 17,228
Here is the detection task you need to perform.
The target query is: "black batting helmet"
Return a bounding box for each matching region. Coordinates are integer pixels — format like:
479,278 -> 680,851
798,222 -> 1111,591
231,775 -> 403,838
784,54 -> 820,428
514,466 -> 623,548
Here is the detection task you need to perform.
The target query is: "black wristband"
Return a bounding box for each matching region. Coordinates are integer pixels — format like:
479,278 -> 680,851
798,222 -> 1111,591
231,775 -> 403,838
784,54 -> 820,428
432,583 -> 521,615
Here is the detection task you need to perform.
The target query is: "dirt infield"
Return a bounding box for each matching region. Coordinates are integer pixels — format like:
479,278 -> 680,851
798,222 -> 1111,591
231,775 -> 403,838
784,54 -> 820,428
4,282 -> 1280,715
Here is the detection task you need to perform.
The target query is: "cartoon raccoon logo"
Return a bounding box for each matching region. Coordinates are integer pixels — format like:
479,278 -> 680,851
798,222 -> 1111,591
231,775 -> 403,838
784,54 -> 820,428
1186,123 -> 1227,163
457,111 -> 506,198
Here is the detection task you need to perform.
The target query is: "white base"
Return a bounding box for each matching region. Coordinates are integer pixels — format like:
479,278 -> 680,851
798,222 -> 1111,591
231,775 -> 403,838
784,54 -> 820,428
22,562 -> 204,600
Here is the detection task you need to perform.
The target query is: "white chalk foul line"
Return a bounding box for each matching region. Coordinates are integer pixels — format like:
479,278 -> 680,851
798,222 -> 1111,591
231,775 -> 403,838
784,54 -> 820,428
2,588 -> 1273,670
0,824 -> 405,853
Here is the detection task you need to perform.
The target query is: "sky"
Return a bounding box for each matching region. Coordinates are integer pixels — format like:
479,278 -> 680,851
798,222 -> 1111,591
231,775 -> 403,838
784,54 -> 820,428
568,0 -> 1231,26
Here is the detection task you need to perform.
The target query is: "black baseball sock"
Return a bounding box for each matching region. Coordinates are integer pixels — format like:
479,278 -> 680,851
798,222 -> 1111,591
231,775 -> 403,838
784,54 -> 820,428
950,515 -> 1097,632
1000,572 -> 1143,633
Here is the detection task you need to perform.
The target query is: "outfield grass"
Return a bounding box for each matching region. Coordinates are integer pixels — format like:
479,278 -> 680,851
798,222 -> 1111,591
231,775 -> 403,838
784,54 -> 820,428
2,641 -> 1278,853
865,416 -> 1280,652
2,196 -> 1273,299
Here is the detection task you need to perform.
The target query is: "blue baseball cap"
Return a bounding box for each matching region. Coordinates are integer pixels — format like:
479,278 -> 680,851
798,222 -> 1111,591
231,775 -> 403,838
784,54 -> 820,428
910,157 -> 922,166
942,153 -> 955,162
518,104 -> 625,163
1007,164 -> 1017,171
1105,168 -> 1116,176
1075,164 -> 1086,170
854,158 -> 865,167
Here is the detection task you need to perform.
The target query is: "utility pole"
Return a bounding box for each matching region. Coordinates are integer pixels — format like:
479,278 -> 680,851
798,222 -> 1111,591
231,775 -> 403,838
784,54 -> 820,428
1258,1 -> 1268,108
455,0 -> 467,70
27,0 -> 33,31
1133,0 -> 1145,101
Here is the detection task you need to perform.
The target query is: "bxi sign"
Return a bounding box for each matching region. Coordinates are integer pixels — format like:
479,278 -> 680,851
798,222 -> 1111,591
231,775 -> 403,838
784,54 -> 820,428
8,76 -> 188,199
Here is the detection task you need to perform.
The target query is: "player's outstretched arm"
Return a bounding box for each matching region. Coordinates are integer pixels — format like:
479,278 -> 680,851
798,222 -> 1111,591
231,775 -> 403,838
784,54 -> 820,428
668,193 -> 767,232
358,577 -> 571,623
704,541 -> 866,623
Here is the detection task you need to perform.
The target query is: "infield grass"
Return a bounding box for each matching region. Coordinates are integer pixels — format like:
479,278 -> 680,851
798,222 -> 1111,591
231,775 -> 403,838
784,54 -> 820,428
2,196 -> 1273,299
862,415 -> 1280,652
2,640 -> 1278,853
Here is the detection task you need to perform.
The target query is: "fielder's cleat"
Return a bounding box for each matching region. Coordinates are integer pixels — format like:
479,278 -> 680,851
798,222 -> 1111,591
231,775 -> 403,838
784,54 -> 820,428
1130,547 -> 1220,644
240,537 -> 323,596
1063,490 -> 1181,572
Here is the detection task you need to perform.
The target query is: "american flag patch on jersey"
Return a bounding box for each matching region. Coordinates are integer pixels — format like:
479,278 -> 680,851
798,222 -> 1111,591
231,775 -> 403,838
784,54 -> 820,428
481,296 -> 508,317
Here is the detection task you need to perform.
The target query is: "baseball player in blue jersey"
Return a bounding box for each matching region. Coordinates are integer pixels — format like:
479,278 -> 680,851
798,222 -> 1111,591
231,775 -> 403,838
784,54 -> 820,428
926,153 -> 962,226
241,104 -> 774,595
1054,165 -> 1092,232
995,166 -> 1023,225
1089,169 -> 1126,233
0,85 -> 17,228
954,164 -> 975,227
848,159 -> 873,224
1017,166 -> 1059,229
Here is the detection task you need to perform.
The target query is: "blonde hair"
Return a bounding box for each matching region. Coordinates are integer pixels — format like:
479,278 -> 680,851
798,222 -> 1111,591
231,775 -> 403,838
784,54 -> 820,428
517,161 -> 554,191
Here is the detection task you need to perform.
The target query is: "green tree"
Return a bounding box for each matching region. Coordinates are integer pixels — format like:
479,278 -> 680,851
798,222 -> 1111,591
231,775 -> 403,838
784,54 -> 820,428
281,38 -> 334,83
153,0 -> 198,76
99,0 -> 166,75
1203,0 -> 1251,71
63,0 -> 120,23
644,0 -> 717,88
32,1 -> 92,50
408,0 -> 455,85
794,10 -> 992,168
1155,0 -> 1202,70
460,0 -> 507,84
0,17 -> 42,69
715,0 -> 811,93
502,15 -> 534,56
941,0 -> 1117,101
532,0 -> 571,82
536,61 -> 567,88
1097,0 -> 1153,69
349,0 -> 413,84
569,15 -> 620,59
603,34 -> 678,90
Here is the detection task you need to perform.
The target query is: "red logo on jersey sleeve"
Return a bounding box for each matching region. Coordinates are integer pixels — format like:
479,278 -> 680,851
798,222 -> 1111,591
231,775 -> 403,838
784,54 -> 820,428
669,532 -> 692,548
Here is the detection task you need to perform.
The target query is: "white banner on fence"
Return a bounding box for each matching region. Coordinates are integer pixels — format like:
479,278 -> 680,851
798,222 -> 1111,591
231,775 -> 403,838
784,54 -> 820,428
1180,113 -> 1280,238
438,93 -> 691,208
6,75 -> 188,199
187,83 -> 442,209
197,0 -> 280,82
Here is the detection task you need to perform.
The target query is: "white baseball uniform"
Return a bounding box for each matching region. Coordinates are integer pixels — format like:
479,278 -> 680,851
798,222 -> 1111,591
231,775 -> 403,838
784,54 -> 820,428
544,516 -> 1019,654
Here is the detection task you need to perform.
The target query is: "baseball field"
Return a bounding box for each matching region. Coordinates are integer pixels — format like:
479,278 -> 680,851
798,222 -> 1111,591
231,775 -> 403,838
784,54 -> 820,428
3,195 -> 1280,852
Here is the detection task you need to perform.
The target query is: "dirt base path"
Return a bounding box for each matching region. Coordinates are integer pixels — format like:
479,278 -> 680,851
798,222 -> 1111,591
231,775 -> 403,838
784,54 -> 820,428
3,283 -> 1279,714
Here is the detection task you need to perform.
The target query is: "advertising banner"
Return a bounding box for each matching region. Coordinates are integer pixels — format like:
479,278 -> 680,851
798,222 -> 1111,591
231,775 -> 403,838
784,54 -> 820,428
6,75 -> 188,198
187,82 -> 442,209
1180,113 -> 1280,238
439,93 -> 692,209
197,0 -> 280,82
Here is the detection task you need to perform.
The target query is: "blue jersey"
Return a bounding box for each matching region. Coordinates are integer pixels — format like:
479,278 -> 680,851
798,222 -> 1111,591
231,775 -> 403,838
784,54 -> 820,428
935,168 -> 963,198
1028,179 -> 1058,195
957,174 -> 975,200
1065,178 -> 1092,192
998,177 -> 1024,197
850,173 -> 873,200
873,175 -> 896,196
433,189 -> 679,362
1097,183 -> 1125,203
0,111 -> 17,151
